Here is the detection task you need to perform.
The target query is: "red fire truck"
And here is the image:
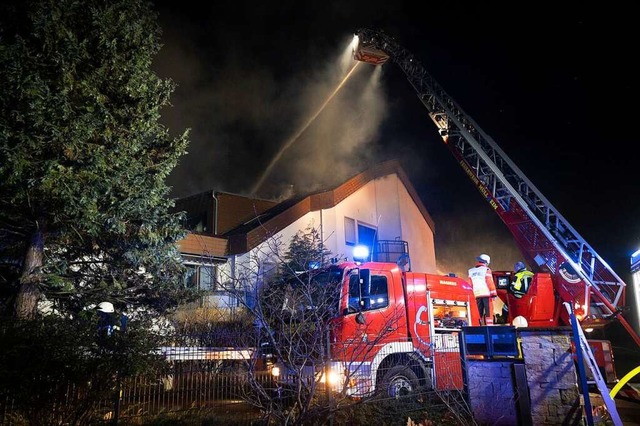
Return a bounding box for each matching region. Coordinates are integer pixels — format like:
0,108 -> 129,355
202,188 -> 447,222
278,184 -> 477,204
272,258 -> 481,398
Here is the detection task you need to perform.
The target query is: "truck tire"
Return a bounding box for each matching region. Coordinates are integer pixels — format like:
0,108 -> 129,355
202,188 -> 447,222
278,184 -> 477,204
380,365 -> 419,398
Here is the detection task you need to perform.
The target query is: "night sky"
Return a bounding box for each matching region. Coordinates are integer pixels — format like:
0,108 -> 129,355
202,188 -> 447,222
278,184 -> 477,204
150,1 -> 639,320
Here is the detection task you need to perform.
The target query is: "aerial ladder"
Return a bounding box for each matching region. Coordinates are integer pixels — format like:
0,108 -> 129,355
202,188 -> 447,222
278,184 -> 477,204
352,28 -> 640,349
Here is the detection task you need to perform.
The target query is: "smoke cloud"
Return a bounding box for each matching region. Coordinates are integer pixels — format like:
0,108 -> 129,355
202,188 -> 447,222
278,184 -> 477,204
155,26 -> 388,200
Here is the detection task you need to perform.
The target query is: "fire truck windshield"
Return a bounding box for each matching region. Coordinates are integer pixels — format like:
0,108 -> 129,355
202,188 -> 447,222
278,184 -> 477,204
346,268 -> 389,313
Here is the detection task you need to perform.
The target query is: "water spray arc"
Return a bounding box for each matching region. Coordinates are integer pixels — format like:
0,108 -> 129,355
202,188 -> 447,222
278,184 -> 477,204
250,61 -> 361,196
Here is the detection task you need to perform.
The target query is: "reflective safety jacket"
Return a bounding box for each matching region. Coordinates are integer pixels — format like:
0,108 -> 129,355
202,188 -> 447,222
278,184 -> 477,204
468,262 -> 497,298
98,311 -> 128,337
510,269 -> 534,299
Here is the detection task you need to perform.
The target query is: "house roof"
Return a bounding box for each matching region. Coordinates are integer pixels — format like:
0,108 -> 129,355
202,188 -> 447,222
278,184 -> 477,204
173,190 -> 278,235
177,159 -> 434,257
225,159 -> 435,254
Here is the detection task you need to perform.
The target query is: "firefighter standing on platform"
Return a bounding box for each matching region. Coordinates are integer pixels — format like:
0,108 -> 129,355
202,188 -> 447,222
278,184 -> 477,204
468,254 -> 497,325
509,261 -> 533,299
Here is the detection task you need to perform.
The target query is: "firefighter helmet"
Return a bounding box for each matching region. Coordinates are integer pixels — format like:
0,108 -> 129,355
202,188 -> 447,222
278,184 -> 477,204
97,301 -> 114,313
512,316 -> 528,328
514,261 -> 526,272
476,254 -> 490,265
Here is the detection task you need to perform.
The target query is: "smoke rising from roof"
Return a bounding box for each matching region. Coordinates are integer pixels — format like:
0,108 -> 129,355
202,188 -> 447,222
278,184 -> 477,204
156,28 -> 388,200
151,4 -> 523,275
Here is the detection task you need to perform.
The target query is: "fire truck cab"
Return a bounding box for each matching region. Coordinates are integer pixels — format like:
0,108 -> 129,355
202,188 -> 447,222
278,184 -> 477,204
493,270 -> 560,327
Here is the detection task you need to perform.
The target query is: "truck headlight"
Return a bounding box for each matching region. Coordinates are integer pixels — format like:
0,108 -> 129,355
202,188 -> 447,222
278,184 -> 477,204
320,367 -> 344,387
326,370 -> 341,386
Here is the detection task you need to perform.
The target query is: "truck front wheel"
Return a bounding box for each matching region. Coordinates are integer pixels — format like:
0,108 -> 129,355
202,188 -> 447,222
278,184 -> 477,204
380,365 -> 419,398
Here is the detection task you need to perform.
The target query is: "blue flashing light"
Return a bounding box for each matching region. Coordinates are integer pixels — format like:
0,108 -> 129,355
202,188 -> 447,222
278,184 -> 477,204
353,245 -> 370,263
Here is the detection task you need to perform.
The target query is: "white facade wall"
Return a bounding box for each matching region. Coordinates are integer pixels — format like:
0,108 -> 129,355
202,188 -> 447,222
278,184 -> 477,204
330,177 -> 382,262
320,173 -> 435,273
231,212 -> 323,308
232,173 -> 436,295
320,208 -> 338,260
372,174 -> 403,241
397,180 -> 437,273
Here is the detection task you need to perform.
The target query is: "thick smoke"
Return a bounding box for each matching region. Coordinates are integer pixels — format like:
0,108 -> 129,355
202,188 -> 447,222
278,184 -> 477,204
155,25 -> 388,200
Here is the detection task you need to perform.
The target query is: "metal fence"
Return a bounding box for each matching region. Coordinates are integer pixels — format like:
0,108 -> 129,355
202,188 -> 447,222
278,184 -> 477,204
0,324 -> 464,425
0,352 -> 272,425
113,362 -> 270,423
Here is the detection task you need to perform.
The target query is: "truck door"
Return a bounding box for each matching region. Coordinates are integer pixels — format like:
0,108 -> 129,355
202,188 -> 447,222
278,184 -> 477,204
337,268 -> 406,363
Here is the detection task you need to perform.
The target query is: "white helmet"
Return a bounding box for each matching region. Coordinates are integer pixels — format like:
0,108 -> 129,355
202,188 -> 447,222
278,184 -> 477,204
512,316 -> 528,328
97,302 -> 114,313
476,254 -> 490,265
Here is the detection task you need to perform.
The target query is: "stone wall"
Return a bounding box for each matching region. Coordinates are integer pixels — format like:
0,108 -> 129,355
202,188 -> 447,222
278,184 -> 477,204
467,360 -> 519,425
465,327 -> 584,425
519,328 -> 583,425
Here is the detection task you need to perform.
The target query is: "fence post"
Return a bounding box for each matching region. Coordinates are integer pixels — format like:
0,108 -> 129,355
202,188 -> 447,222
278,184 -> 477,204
113,372 -> 121,425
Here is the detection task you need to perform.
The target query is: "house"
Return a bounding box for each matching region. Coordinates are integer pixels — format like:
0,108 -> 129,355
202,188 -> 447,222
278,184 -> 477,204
174,159 -> 437,310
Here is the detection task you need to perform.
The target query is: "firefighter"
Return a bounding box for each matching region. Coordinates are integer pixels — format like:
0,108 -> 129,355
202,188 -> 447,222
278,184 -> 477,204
509,261 -> 533,299
468,254 -> 497,325
96,301 -> 128,338
500,301 -> 509,324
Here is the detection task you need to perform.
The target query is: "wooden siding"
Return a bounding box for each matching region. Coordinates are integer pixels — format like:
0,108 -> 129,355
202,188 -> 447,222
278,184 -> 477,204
174,191 -> 277,236
178,233 -> 228,257
216,193 -> 277,235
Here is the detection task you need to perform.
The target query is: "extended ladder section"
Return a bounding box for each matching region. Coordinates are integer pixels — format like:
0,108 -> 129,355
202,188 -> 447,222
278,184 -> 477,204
354,28 -> 640,346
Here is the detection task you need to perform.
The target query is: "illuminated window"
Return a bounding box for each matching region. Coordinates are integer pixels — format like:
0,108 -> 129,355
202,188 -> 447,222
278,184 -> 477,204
357,224 -> 377,252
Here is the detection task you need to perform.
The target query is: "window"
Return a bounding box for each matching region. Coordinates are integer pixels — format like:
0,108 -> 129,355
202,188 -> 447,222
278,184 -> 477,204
183,263 -> 217,291
184,265 -> 197,289
345,217 -> 356,245
357,224 -> 377,251
368,275 -> 389,309
347,270 -> 389,313
344,217 -> 377,250
348,273 -> 361,310
199,265 -> 215,291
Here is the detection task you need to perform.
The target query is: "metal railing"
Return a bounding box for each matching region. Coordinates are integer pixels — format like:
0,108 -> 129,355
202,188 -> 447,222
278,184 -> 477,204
1,355 -> 271,425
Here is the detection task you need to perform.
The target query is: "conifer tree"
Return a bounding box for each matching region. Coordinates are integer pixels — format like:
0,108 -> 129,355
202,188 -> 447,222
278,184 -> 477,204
0,0 -> 192,318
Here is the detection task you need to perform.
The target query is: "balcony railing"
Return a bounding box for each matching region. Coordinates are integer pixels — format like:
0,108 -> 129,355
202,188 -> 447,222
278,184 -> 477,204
372,240 -> 410,269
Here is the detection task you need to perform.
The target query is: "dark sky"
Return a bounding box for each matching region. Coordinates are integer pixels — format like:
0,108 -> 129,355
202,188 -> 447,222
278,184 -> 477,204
150,1 -> 639,302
